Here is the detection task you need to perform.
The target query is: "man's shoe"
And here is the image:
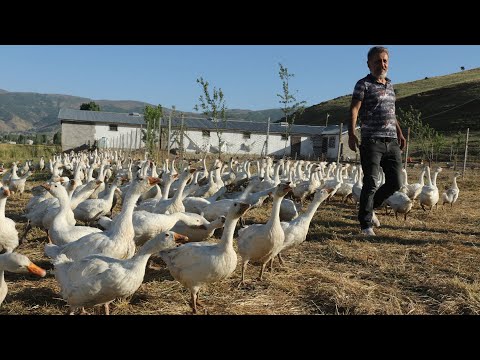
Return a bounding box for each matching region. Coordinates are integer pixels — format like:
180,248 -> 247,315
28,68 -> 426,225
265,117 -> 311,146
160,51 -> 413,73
361,227 -> 376,236
372,211 -> 381,227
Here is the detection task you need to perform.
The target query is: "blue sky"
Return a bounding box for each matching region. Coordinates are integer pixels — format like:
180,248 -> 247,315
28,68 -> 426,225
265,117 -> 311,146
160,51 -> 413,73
1,45 -> 478,112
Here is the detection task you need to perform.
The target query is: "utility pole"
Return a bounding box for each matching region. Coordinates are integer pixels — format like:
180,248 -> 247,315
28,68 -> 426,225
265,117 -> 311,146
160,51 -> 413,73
167,112 -> 172,157
336,123 -> 343,164
326,113 -> 330,127
462,128 -> 469,179
265,117 -> 270,156
404,127 -> 410,170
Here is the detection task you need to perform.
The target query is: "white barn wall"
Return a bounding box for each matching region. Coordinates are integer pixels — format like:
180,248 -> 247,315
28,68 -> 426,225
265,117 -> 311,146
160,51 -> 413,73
94,124 -> 144,149
179,129 -> 304,157
300,137 -> 314,157
62,123 -> 95,151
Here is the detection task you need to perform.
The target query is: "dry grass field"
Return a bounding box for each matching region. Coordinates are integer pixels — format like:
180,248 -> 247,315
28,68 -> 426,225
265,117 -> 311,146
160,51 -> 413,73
1,167 -> 479,315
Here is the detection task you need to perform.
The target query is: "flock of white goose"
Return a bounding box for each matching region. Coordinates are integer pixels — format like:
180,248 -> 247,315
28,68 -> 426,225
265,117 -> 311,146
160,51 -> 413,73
0,151 -> 460,314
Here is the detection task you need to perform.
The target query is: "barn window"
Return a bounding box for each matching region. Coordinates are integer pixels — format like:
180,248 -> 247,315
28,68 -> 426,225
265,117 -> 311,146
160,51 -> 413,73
328,137 -> 336,148
202,130 -> 210,137
281,133 -> 289,140
243,132 -> 251,139
109,124 -> 118,131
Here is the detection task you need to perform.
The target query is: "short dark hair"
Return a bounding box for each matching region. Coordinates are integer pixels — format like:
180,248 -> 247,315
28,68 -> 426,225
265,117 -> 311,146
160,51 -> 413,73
368,46 -> 389,61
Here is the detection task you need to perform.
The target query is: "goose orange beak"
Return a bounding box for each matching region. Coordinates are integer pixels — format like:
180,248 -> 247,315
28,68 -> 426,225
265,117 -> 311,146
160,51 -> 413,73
41,183 -> 51,191
173,232 -> 189,244
27,262 -> 47,277
147,176 -> 161,185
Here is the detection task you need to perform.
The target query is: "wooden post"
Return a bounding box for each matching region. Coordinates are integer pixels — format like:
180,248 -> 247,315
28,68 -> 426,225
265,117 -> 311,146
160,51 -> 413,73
462,128 -> 469,179
266,117 -> 270,156
158,116 -> 162,162
336,123 -> 343,164
167,113 -> 172,158
404,127 -> 410,170
180,113 -> 185,162
134,128 -> 138,156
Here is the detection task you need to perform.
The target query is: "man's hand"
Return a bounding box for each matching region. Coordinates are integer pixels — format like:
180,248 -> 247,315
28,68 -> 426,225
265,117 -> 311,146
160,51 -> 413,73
348,133 -> 359,152
398,133 -> 406,150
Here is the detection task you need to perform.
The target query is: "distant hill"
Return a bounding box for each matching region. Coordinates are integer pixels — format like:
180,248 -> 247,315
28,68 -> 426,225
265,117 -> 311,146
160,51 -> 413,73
1,67 -> 479,134
0,91 -> 283,134
289,67 -> 480,131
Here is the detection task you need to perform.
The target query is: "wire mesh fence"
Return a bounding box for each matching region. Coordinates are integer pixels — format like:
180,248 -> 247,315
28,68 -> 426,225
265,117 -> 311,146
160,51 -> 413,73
404,128 -> 479,173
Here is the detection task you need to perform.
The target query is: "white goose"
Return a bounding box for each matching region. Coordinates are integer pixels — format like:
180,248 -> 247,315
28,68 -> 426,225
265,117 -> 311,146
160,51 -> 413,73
0,187 -> 19,253
171,214 -> 226,242
236,183 -> 292,286
406,167 -> 425,200
73,183 -> 118,224
0,253 -> 46,306
442,172 -> 460,207
43,182 -> 102,246
276,189 -> 331,263
53,231 -> 187,315
44,176 -> 160,261
383,187 -> 413,220
419,166 -> 442,212
159,202 -> 250,313
279,198 -> 300,222
100,211 -> 208,246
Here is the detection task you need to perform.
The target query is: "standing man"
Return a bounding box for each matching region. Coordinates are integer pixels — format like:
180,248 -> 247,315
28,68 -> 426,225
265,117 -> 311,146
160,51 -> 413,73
348,46 -> 406,236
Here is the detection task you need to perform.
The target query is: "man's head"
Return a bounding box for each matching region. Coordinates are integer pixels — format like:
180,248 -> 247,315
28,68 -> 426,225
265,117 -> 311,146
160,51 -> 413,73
367,46 -> 389,80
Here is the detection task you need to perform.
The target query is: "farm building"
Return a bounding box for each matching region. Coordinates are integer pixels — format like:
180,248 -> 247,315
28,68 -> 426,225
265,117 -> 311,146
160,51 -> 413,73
59,108 -> 356,160
59,109 -> 144,151
312,125 -> 360,162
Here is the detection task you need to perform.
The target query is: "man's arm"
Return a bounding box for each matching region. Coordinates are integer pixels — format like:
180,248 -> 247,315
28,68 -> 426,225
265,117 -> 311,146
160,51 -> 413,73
395,118 -> 406,150
348,99 -> 362,151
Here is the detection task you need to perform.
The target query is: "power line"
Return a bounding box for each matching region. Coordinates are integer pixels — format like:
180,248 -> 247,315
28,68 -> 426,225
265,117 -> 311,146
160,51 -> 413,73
422,96 -> 480,120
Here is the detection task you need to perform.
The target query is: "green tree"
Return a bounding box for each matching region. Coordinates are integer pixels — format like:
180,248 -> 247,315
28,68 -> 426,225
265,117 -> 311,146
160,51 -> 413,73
397,105 -> 442,165
194,77 -> 227,157
53,131 -> 62,145
141,104 -> 163,155
80,101 -> 101,111
18,134 -> 25,144
276,63 -> 306,156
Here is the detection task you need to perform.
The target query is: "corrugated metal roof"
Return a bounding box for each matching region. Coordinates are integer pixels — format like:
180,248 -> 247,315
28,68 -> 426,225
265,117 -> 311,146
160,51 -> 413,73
58,108 -> 325,135
58,108 -> 145,125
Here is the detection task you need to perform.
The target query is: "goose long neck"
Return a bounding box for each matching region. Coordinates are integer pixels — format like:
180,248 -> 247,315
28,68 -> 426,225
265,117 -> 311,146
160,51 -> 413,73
432,170 -> 440,187
0,197 -> 6,220
453,176 -> 458,188
108,191 -> 139,239
425,167 -> 432,186
267,195 -> 282,227
219,214 -> 237,250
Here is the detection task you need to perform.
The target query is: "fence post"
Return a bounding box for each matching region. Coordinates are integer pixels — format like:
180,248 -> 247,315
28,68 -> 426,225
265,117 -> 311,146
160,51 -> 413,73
180,113 -> 185,162
336,123 -> 343,164
462,127 -> 469,179
167,113 -> 172,158
158,116 -> 162,162
266,117 -> 270,156
404,127 -> 410,170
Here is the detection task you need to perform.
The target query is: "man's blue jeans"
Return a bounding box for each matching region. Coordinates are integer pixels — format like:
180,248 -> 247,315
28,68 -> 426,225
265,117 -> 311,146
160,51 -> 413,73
358,137 -> 402,230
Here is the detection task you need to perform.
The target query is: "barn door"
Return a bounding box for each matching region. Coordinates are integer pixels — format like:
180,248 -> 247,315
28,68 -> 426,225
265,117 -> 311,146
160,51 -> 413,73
291,136 -> 301,158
